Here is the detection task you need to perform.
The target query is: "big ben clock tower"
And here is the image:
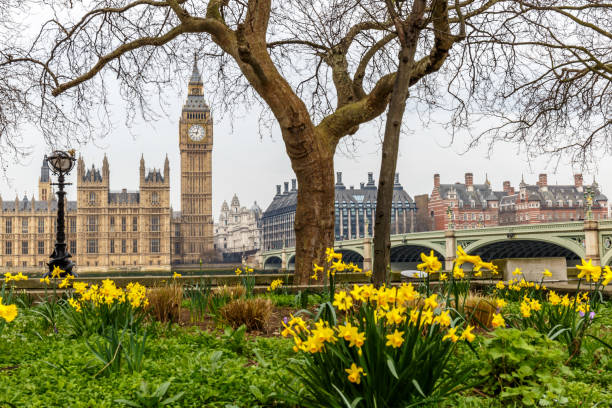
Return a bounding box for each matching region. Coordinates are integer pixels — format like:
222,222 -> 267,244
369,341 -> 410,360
178,58 -> 213,263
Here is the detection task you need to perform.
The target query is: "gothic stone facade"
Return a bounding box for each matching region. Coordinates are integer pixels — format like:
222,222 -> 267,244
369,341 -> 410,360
0,60 -> 215,271
429,173 -> 608,231
0,155 -> 171,272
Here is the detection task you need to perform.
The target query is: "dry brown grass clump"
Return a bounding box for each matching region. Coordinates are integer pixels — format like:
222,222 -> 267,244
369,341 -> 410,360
148,283 -> 183,323
463,294 -> 496,328
213,284 -> 246,300
220,297 -> 273,332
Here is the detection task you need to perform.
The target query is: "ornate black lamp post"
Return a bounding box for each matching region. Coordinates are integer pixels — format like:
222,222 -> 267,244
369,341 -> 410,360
45,150 -> 77,278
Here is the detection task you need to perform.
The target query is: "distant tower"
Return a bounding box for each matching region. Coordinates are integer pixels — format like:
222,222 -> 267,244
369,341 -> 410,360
38,157 -> 52,201
178,56 -> 213,263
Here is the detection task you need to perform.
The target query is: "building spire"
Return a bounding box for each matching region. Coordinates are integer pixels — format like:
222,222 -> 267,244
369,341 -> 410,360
189,53 -> 203,85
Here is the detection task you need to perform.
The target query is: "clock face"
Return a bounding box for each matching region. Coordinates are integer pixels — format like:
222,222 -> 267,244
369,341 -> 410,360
188,124 -> 205,142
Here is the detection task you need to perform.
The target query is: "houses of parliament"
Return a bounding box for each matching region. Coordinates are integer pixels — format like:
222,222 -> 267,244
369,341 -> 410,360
0,61 -> 213,272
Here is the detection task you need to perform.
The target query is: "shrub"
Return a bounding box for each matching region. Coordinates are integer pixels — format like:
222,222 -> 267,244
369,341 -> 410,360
184,279 -> 212,322
476,328 -> 573,406
220,298 -> 273,332
148,282 -> 183,323
463,294 -> 497,328
213,284 -> 246,300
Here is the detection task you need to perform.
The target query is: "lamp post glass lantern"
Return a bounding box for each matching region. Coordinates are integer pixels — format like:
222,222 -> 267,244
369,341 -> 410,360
45,150 -> 77,278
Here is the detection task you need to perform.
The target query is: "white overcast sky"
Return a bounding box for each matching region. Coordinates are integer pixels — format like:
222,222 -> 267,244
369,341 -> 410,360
1,75 -> 610,219
0,7 -> 609,216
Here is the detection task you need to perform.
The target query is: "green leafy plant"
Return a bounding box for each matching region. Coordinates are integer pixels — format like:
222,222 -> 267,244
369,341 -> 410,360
221,324 -> 248,355
184,279 -> 211,322
476,328 -> 574,406
114,379 -> 184,408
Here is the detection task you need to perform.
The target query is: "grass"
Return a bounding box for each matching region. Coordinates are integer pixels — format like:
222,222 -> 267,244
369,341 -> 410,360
1,288 -> 610,407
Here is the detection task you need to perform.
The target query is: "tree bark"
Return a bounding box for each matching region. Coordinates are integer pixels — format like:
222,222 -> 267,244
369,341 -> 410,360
292,147 -> 336,285
373,1 -> 425,287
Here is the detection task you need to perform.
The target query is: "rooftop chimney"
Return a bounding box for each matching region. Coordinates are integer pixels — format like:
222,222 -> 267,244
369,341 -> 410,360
291,179 -> 297,191
276,185 -> 281,195
360,182 -> 365,189
395,173 -> 400,184
367,172 -> 374,185
336,171 -> 343,185
434,173 -> 440,188
537,173 -> 547,187
465,172 -> 473,187
503,181 -> 511,193
284,182 -> 289,194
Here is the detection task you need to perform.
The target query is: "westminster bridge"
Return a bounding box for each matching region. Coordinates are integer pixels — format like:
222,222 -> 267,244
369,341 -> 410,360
261,220 -> 612,271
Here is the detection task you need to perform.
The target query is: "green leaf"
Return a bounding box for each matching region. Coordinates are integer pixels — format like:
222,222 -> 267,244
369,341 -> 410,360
386,356 -> 399,380
113,399 -> 141,407
160,392 -> 185,405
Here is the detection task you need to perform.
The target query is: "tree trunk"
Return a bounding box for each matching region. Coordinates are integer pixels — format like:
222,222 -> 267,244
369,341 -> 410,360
292,158 -> 335,285
372,10 -> 423,286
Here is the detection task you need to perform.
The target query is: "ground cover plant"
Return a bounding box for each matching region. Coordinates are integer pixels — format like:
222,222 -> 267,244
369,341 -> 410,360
0,255 -> 611,407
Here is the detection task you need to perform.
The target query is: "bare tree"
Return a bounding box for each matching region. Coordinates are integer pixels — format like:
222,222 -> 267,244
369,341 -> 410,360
0,1 -> 609,284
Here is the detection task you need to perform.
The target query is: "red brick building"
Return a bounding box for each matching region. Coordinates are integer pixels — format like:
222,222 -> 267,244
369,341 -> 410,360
429,173 -> 608,231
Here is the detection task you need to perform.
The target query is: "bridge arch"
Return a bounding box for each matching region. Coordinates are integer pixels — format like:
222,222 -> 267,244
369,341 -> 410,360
389,244 -> 444,272
263,256 -> 282,270
287,254 -> 296,270
337,249 -> 364,268
467,238 -> 583,265
600,251 -> 612,266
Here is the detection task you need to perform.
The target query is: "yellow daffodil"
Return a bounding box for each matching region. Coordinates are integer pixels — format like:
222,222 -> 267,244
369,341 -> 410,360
433,310 -> 451,327
602,266 -> 612,286
345,363 -> 365,384
385,329 -> 405,348
460,325 -> 476,342
543,269 -> 552,278
520,301 -> 531,318
529,299 -> 542,312
424,294 -> 438,310
333,291 -> 353,311
267,279 -> 283,292
496,281 -> 505,290
442,327 -> 459,342
417,250 -> 442,274
548,291 -> 561,306
512,268 -> 522,276
0,299 -> 18,323
235,268 -> 242,276
51,265 -> 64,279
173,272 -> 182,279
496,298 -> 507,309
359,284 -> 375,300
39,276 -> 50,285
576,258 -> 602,282
453,263 -> 465,279
560,294 -> 571,307
364,270 -> 373,277
491,313 -> 505,328
13,272 -> 28,281
397,283 -> 418,304
440,273 -> 448,281
325,248 -> 342,263
385,306 -> 407,325
68,297 -> 82,312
